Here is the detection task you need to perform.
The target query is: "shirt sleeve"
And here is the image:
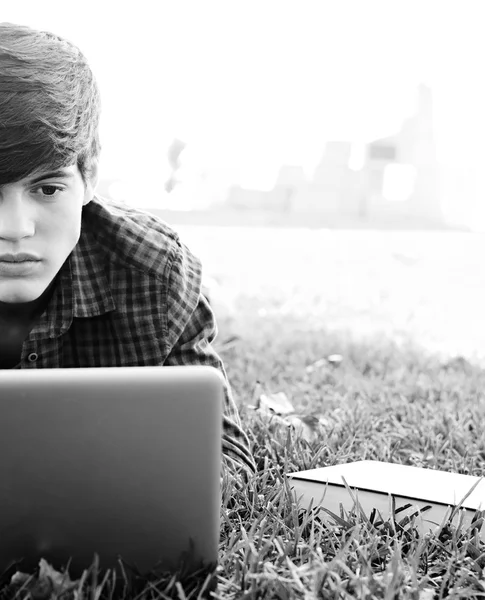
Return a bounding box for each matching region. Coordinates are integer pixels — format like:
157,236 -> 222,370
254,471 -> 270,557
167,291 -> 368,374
162,238 -> 256,480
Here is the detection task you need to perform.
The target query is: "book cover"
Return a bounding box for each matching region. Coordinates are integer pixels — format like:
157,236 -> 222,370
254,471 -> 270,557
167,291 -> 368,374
286,460 -> 485,538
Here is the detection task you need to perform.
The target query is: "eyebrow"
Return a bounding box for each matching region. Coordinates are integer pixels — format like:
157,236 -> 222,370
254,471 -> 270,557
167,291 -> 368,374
27,170 -> 75,185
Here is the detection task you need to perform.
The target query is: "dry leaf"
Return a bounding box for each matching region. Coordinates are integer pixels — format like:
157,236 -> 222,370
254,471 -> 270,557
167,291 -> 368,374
327,354 -> 343,366
284,415 -> 317,443
251,383 -> 327,442
305,358 -> 328,373
258,392 -> 295,416
10,559 -> 79,600
306,354 -> 343,372
285,414 -> 328,443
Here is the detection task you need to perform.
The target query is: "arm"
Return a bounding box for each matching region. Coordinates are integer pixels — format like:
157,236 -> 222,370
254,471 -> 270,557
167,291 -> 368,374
163,239 -> 257,481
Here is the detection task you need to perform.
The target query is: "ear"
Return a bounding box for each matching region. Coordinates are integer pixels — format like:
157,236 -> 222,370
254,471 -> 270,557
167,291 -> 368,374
82,162 -> 99,206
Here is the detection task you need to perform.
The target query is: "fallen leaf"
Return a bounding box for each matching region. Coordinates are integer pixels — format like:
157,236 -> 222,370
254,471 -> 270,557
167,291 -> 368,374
10,559 -> 79,600
252,383 -> 327,442
305,358 -> 328,373
284,415 -> 317,443
258,392 -> 295,416
306,354 -> 343,372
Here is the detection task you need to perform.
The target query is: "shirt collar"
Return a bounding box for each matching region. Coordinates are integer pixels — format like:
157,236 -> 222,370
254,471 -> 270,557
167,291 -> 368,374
34,227 -> 116,339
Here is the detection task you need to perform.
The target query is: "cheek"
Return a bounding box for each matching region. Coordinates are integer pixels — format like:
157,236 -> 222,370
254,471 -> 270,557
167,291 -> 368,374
40,204 -> 83,248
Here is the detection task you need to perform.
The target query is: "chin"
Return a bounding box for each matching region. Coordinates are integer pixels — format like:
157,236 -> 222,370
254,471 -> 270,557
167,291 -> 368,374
0,294 -> 34,304
0,284 -> 44,304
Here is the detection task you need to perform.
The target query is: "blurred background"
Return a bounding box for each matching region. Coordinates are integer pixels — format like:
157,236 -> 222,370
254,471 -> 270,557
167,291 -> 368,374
4,0 -> 485,361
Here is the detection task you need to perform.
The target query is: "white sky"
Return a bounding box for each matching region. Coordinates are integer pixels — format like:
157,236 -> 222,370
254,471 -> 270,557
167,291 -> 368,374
3,0 -> 485,227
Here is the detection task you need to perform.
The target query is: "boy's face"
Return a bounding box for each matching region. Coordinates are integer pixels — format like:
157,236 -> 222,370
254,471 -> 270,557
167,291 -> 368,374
0,163 -> 97,303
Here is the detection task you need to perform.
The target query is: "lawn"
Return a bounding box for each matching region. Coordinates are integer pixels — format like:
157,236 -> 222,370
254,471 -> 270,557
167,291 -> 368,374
5,228 -> 485,599
215,308 -> 485,600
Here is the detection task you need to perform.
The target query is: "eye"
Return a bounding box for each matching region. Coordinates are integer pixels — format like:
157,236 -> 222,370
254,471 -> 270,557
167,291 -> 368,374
34,185 -> 64,197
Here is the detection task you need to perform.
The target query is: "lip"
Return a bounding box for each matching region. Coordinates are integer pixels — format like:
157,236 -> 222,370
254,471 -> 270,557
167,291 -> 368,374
0,253 -> 41,263
0,260 -> 41,277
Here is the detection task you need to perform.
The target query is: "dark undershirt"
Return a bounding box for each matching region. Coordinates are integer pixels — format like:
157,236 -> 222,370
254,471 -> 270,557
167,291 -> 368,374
0,278 -> 57,368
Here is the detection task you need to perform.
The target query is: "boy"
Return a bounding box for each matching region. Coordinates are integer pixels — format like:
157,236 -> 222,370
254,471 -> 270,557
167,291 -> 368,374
0,22 -> 256,480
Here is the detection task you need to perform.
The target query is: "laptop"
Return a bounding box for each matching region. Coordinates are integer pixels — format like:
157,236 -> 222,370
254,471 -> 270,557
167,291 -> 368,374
0,365 -> 223,579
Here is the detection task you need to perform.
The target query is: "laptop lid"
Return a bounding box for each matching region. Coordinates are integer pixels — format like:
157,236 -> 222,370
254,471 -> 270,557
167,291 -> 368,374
0,365 -> 223,577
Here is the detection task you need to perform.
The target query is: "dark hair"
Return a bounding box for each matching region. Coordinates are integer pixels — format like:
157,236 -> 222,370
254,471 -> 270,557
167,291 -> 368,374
0,22 -> 101,186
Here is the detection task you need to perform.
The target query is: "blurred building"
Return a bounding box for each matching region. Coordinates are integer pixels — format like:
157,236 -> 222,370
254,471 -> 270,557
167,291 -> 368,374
224,83 -> 444,226
360,83 -> 441,223
292,141 -> 360,215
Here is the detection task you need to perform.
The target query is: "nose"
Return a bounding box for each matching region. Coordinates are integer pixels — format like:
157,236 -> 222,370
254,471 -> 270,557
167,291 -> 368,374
0,196 -> 35,241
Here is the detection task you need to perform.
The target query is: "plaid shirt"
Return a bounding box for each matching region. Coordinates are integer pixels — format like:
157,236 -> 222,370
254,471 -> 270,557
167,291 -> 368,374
17,195 -> 256,478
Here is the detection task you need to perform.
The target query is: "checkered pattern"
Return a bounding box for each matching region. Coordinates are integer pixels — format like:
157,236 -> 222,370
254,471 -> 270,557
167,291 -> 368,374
20,195 -> 256,478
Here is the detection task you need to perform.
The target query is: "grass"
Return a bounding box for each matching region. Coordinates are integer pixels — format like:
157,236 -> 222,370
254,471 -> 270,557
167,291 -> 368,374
5,304 -> 485,599
214,309 -> 485,599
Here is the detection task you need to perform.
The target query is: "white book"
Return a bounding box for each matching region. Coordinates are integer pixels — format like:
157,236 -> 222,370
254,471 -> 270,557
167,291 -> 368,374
287,460 -> 485,538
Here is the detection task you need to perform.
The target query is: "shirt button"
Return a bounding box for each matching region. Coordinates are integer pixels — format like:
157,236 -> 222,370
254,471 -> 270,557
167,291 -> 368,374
27,353 -> 38,363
